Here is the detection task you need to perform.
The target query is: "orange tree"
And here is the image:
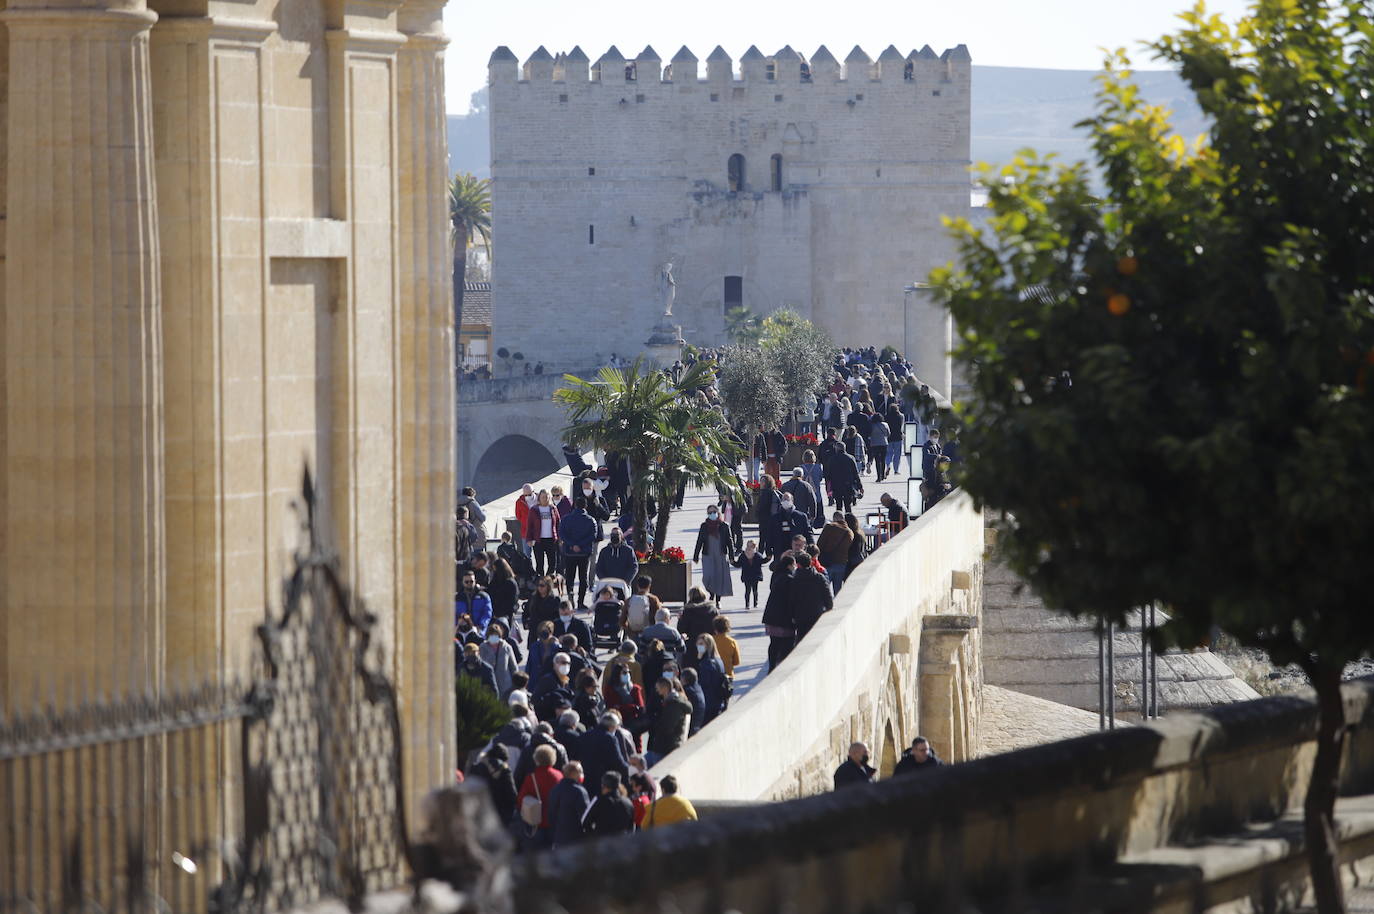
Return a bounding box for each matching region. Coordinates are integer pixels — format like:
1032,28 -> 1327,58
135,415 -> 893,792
933,3 -> 1373,910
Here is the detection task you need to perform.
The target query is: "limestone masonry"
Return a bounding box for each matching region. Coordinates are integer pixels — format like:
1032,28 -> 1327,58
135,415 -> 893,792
0,0 -> 456,825
487,43 -> 972,361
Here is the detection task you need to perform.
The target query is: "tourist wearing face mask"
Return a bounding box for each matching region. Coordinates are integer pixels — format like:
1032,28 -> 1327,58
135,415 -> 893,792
676,587 -> 719,668
646,678 -> 692,766
531,652 -> 578,724
692,505 -> 736,606
552,599 -> 593,653
514,483 -> 536,556
594,527 -> 639,583
833,742 -> 877,789
456,642 -> 499,698
602,659 -> 646,732
576,472 -> 612,522
479,620 -> 520,700
769,493 -> 814,557
523,490 -> 561,577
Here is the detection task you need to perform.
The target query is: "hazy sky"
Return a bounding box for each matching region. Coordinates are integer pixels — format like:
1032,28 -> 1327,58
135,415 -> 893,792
440,0 -> 1254,113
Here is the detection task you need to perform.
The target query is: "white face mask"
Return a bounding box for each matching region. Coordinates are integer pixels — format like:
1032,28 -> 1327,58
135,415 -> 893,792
582,485 -> 594,496
707,510 -> 719,519
781,498 -> 794,510
560,612 -> 573,621
488,634 -> 501,645
594,479 -> 609,491
555,663 -> 571,676
663,671 -> 676,682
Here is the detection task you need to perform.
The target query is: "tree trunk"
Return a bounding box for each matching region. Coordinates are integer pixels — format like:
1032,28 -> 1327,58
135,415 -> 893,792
631,462 -> 650,554
452,219 -> 468,368
1303,661 -> 1347,914
652,484 -> 673,557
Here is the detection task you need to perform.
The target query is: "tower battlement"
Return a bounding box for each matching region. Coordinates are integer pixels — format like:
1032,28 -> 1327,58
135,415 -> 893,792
489,42 -> 971,88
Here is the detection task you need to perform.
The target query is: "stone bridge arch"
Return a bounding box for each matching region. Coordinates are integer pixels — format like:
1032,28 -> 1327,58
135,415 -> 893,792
458,406 -> 567,498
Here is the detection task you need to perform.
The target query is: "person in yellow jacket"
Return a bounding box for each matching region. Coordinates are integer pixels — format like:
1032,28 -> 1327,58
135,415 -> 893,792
642,775 -> 697,829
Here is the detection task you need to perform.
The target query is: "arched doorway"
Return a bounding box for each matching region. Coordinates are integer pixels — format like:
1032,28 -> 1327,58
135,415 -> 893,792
472,434 -> 560,499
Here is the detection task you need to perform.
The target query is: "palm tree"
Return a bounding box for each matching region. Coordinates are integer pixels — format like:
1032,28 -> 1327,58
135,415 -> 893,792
555,358 -> 742,552
724,305 -> 762,345
448,173 -> 492,359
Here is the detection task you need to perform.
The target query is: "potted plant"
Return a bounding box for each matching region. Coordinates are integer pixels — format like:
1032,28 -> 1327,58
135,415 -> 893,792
783,431 -> 819,469
742,479 -> 763,525
636,547 -> 691,604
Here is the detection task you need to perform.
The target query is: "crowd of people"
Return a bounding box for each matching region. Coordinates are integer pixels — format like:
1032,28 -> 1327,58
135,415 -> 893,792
450,345 -> 961,850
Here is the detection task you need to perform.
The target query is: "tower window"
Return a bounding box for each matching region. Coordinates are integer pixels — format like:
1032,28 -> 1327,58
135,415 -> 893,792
588,167 -> 595,175
589,225 -> 595,244
770,154 -> 783,191
727,153 -> 746,193
723,275 -> 743,313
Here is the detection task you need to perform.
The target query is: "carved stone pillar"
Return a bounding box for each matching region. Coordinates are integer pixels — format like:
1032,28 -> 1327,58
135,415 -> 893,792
395,0 -> 455,826
3,0 -> 165,700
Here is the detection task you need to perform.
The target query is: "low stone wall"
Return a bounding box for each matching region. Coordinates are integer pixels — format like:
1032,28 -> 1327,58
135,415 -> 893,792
479,453 -> 595,543
517,678 -> 1374,914
648,490 -> 987,800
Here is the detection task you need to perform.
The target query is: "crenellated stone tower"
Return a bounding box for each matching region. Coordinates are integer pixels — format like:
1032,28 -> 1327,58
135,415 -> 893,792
488,42 -> 971,375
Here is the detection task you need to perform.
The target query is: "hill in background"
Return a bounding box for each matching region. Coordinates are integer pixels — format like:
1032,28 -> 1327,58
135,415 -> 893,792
447,66 -> 1209,186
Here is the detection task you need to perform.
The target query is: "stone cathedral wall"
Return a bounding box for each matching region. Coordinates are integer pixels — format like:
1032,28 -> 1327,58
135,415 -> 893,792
0,0 -> 456,827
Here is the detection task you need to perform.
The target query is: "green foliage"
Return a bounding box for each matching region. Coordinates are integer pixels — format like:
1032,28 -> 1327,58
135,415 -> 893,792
455,672 -> 507,754
724,306 -> 763,345
718,345 -> 789,435
758,308 -> 837,415
934,5 -> 1373,906
448,172 -> 492,253
556,358 -> 743,550
936,1 -> 1374,669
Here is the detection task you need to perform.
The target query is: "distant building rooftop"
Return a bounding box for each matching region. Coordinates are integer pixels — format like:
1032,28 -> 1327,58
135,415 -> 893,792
464,281 -> 491,327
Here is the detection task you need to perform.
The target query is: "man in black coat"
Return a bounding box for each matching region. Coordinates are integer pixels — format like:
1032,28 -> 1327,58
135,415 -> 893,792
574,711 -> 630,790
791,563 -> 834,640
782,468 -> 819,526
893,736 -> 943,776
761,556 -> 797,672
583,772 -> 636,836
833,741 -> 877,790
770,494 -> 813,556
825,449 -> 864,515
547,762 -> 591,848
553,602 -> 595,652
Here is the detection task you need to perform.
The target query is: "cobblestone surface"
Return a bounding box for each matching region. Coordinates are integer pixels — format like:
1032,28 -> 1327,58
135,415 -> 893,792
978,683 -> 1103,756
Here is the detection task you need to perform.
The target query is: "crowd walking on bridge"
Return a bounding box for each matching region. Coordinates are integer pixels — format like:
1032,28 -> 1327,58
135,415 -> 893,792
450,345 -> 960,850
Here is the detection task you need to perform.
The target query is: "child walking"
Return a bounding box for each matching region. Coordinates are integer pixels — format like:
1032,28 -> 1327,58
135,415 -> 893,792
733,540 -> 766,609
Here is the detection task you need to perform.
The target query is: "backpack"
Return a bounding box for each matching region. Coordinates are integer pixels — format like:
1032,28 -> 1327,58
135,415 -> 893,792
625,594 -> 653,632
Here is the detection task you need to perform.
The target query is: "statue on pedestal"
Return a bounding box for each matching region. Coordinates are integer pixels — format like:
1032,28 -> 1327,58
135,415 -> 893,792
658,262 -> 676,317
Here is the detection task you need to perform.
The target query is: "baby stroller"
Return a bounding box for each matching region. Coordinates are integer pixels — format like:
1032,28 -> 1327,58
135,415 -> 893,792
589,577 -> 628,656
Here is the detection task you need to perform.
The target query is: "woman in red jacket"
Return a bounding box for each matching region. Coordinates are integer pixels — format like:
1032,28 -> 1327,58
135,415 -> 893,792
514,743 -> 563,850
523,489 -> 561,577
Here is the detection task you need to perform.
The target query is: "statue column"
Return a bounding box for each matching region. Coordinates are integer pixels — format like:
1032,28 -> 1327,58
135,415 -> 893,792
2,0 -> 165,700
396,0 -> 455,824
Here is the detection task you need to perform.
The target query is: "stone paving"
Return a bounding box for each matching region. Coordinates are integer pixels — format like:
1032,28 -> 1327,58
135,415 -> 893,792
650,460 -> 921,702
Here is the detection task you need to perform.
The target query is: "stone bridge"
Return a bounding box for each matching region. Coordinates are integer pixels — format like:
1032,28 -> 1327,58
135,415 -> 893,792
456,373 -> 571,497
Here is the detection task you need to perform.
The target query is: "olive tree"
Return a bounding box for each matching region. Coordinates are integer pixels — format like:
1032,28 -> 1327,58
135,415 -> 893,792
759,307 -> 836,428
933,4 -> 1373,910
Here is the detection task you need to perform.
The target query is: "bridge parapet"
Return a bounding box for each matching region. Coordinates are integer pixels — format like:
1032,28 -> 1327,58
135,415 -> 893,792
458,372 -> 567,404
652,489 -> 987,800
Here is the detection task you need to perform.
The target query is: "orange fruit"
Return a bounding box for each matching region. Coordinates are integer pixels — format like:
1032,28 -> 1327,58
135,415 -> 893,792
1108,293 -> 1131,316
1117,256 -> 1140,276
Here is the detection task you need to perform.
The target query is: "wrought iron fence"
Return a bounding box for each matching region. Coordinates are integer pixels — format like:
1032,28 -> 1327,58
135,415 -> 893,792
0,470 -> 413,914
0,682 -> 249,914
